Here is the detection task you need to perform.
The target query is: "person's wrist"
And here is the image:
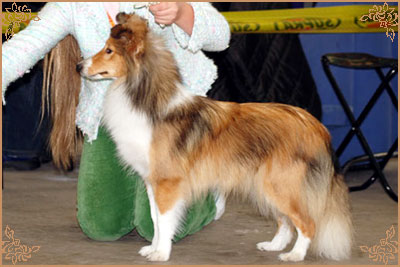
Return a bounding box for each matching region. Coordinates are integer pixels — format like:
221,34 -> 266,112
175,2 -> 185,23
175,2 -> 191,24
174,2 -> 194,35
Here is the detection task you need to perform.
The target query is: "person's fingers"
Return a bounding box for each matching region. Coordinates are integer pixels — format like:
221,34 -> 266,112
154,17 -> 173,25
149,2 -> 169,13
152,8 -> 177,17
151,5 -> 180,25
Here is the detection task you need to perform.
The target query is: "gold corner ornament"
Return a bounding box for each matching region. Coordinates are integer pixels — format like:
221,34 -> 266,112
2,225 -> 41,265
360,225 -> 398,265
360,2 -> 398,42
2,1 -> 40,41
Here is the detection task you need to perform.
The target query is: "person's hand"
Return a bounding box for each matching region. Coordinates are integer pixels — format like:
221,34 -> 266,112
149,2 -> 184,25
149,2 -> 194,35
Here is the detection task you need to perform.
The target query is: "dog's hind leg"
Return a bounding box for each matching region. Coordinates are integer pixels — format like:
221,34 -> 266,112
257,216 -> 293,251
278,225 -> 312,262
144,177 -> 185,262
262,161 -> 315,262
274,199 -> 315,262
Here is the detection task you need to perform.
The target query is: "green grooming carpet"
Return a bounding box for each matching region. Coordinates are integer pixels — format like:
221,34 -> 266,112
77,126 -> 216,242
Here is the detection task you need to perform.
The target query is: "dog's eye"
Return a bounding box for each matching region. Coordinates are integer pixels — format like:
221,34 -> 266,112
106,48 -> 113,54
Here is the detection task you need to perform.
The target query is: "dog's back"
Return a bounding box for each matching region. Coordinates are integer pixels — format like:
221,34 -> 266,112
153,97 -> 333,197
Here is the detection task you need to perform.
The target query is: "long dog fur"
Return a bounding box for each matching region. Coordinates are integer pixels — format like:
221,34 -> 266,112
78,13 -> 353,262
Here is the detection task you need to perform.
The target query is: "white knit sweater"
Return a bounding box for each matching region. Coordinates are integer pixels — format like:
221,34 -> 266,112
2,2 -> 230,141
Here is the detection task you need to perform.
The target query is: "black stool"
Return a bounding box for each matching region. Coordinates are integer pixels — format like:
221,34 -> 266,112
321,53 -> 398,202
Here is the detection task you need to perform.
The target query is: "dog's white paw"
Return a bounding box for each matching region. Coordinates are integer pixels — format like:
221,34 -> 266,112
214,192 -> 226,221
257,241 -> 285,251
146,250 -> 170,262
278,251 -> 305,262
139,245 -> 155,257
214,204 -> 225,221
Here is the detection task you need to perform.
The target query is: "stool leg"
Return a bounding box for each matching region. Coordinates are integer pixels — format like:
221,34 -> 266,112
374,139 -> 398,201
353,128 -> 398,201
335,68 -> 397,157
350,139 -> 397,194
322,57 -> 398,202
376,68 -> 398,110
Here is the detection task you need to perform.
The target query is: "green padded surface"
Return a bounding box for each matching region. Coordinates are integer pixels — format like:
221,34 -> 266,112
76,126 -> 216,242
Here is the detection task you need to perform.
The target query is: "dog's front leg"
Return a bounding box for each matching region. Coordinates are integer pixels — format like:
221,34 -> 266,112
213,190 -> 226,220
141,178 -> 185,262
139,182 -> 159,257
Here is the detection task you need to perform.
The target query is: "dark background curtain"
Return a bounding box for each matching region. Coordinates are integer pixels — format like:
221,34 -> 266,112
206,2 -> 322,120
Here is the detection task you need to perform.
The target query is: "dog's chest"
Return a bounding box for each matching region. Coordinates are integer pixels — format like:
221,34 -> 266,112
102,88 -> 153,178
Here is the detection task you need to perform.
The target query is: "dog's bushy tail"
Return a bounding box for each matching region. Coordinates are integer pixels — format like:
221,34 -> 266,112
306,168 -> 353,261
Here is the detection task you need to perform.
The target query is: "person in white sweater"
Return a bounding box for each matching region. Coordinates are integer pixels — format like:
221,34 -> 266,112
2,2 -> 230,242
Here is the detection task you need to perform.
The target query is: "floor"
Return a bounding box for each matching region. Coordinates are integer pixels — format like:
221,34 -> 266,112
2,159 -> 398,265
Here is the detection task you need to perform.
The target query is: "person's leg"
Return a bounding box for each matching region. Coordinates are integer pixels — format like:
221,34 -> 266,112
76,126 -> 139,241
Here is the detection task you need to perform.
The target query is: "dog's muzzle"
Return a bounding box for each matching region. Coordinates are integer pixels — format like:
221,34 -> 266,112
76,58 -> 92,78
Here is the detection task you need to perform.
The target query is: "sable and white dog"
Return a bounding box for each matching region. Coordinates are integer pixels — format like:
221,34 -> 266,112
78,13 -> 353,262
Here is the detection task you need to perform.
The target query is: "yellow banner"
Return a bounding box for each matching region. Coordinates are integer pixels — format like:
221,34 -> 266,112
2,5 -> 398,35
222,5 -> 398,34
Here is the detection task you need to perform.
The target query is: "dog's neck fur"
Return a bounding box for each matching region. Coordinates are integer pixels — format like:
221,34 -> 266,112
119,32 -> 186,124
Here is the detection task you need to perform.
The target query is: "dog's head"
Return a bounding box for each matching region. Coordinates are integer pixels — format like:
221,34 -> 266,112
77,13 -> 148,80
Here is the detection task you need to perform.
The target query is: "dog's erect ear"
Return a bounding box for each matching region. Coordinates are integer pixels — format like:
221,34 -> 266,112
116,12 -> 130,24
112,13 -> 148,57
111,24 -> 132,41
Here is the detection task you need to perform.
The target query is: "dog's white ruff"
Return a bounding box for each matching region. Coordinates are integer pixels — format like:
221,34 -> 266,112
102,82 -> 153,178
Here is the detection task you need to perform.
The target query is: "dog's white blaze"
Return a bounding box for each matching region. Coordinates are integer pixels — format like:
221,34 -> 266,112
79,58 -> 93,78
102,83 -> 153,178
279,227 -> 311,262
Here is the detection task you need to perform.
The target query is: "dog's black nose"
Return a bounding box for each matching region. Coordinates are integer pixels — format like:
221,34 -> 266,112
76,63 -> 83,73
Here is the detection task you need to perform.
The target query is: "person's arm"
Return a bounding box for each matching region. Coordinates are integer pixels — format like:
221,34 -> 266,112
2,2 -> 73,104
149,2 -> 194,35
150,2 -> 230,53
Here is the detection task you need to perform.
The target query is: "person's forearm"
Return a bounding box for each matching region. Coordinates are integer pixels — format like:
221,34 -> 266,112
174,2 -> 194,36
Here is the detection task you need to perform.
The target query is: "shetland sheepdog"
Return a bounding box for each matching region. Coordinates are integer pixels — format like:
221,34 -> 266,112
77,13 -> 353,262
